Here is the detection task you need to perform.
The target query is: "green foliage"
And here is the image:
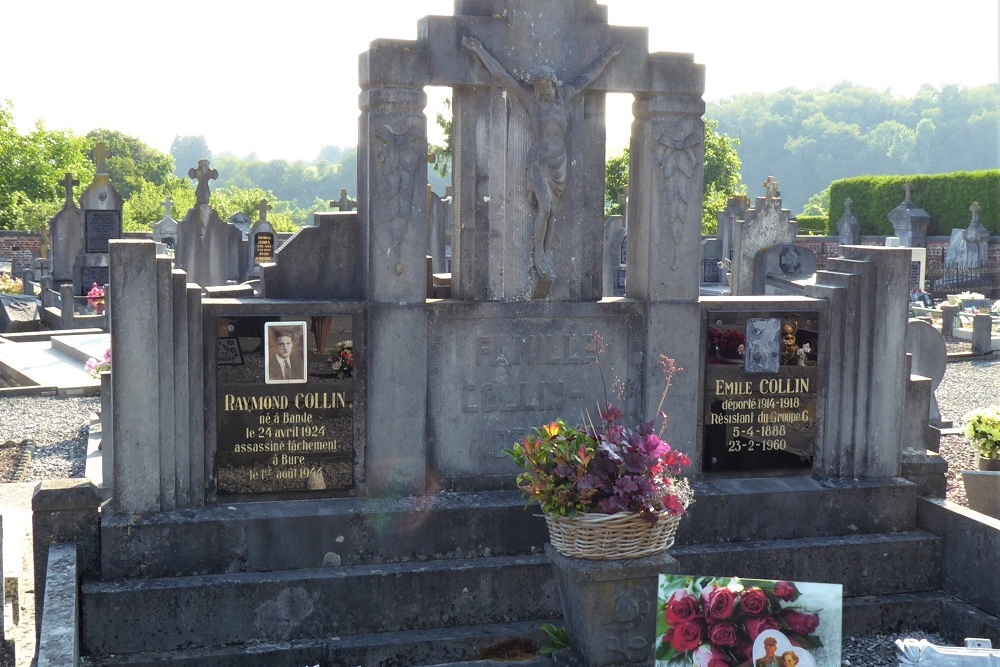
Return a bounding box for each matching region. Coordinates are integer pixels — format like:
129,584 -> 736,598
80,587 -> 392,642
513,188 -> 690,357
428,98 -> 452,178
604,120 -> 743,234
210,186 -> 300,232
122,177 -> 195,232
0,100 -> 92,230
86,129 -> 175,201
801,186 -> 830,217
828,170 -> 1000,236
538,624 -> 570,656
795,216 -> 828,235
709,83 -> 1000,214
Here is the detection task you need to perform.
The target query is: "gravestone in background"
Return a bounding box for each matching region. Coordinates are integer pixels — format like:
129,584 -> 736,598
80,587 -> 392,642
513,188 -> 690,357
944,202 -> 990,267
904,319 -> 947,424
887,183 -> 930,248
247,199 -> 276,279
753,243 -> 817,294
48,172 -> 81,284
703,308 -> 821,473
151,197 -> 179,250
176,160 -> 243,288
73,143 -> 122,296
729,177 -> 796,295
701,238 -> 721,284
836,198 -> 860,246
603,214 -> 627,297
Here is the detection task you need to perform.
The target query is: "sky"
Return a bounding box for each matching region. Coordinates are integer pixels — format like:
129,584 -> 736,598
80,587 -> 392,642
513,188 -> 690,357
1,0 -> 997,164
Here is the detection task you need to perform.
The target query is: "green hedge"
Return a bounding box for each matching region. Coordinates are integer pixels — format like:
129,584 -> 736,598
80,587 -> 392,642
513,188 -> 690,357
828,171 -> 1000,237
795,215 -> 829,235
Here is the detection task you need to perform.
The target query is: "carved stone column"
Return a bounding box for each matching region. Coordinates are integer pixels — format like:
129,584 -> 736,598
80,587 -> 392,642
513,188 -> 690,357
628,54 -> 705,467
359,42 -> 430,496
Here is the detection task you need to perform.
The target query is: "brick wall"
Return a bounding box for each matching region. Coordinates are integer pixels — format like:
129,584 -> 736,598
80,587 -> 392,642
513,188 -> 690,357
0,231 -> 43,275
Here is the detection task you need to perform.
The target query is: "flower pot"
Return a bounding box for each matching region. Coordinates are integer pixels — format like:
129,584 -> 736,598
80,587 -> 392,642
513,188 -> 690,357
978,456 -> 1000,471
962,467 -> 1000,520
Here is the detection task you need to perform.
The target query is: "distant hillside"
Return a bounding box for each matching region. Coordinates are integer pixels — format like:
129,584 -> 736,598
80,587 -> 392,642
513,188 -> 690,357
707,83 -> 1000,215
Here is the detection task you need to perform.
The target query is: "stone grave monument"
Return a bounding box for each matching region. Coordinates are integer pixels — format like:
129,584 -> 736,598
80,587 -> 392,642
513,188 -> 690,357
43,3 -> 1000,666
175,159 -> 243,288
836,197 -> 860,246
753,242 -> 818,294
47,172 -> 81,285
888,182 -> 931,248
715,193 -> 749,271
945,202 -> 990,267
247,199 -> 276,278
728,177 -> 796,295
427,185 -> 450,274
73,143 -> 123,296
151,196 -> 179,251
329,188 -> 358,213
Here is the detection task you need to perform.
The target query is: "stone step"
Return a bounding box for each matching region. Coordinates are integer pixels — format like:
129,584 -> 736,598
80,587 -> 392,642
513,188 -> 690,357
671,530 -> 941,597
99,478 -> 920,580
81,554 -> 559,657
80,619 -> 555,667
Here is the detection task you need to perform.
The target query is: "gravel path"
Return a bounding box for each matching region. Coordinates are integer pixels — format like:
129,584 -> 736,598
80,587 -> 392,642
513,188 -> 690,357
0,351 -> 995,666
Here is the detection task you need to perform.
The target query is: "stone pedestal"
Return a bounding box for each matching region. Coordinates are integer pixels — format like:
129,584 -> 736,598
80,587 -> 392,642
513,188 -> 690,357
972,314 -> 993,354
546,543 -> 679,667
940,305 -> 959,336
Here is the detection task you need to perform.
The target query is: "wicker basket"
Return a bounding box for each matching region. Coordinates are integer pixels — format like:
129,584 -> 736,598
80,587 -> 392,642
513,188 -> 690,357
544,482 -> 692,560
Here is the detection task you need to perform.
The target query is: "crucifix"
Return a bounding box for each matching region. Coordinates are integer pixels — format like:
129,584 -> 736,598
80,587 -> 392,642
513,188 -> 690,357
188,159 -> 219,206
91,142 -> 110,174
59,172 -> 79,208
763,176 -> 780,199
329,188 -> 358,212
163,196 -> 173,219
257,199 -> 272,224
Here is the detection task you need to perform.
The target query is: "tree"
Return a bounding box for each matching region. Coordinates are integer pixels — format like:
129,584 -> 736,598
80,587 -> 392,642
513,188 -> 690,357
170,135 -> 212,177
86,129 -> 175,201
0,100 -> 92,230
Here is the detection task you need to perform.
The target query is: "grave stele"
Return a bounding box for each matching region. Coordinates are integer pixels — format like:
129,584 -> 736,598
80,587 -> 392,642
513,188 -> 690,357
729,177 -> 796,295
887,182 -> 930,248
176,160 -> 241,288
250,199 -> 276,268
836,197 -> 860,246
48,172 -> 82,283
151,196 -> 179,249
73,142 -> 123,296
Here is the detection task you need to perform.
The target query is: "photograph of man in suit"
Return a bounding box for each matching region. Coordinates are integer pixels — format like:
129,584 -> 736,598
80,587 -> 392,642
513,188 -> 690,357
756,636 -> 781,667
266,322 -> 307,384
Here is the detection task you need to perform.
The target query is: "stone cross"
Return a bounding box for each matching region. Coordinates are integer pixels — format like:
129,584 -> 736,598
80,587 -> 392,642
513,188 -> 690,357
329,188 -> 357,212
763,176 -> 780,199
903,183 -> 913,205
257,199 -> 272,224
970,201 -> 981,222
59,172 -> 79,208
188,159 -> 219,206
92,142 -> 109,174
163,196 -> 173,219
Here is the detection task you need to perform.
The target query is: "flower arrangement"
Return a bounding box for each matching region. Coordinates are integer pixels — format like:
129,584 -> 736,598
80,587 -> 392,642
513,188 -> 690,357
87,282 -> 105,311
84,347 -> 112,378
329,340 -> 353,379
503,332 -> 692,524
657,577 -> 823,665
0,274 -> 23,295
962,405 -> 1000,459
706,326 -> 745,361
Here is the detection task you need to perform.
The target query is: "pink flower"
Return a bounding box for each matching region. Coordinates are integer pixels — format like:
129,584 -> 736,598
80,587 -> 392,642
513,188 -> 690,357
739,587 -> 769,616
701,585 -> 736,621
772,581 -> 799,602
695,643 -> 734,667
666,589 -> 700,624
744,615 -> 781,641
665,620 -> 703,653
707,621 -> 739,648
781,609 -> 820,636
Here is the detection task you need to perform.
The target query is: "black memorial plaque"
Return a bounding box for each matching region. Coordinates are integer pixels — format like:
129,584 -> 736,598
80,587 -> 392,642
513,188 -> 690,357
909,261 -> 922,291
253,232 -> 275,265
703,310 -> 820,473
79,266 -> 110,296
84,210 -> 122,254
215,313 -> 357,496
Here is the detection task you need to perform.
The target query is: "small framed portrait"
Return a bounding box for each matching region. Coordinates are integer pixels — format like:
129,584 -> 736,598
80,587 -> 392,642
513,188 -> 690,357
264,321 -> 308,384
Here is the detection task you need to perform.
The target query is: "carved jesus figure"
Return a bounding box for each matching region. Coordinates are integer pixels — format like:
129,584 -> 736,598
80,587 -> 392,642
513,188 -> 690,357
462,36 -> 622,281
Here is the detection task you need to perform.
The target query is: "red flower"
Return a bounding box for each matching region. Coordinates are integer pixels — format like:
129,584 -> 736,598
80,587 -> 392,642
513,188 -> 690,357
743,615 -> 781,641
701,585 -> 736,621
707,621 -> 739,648
781,609 -> 820,636
665,620 -> 703,653
772,581 -> 799,602
739,587 -> 769,616
695,644 -> 734,667
666,589 -> 700,624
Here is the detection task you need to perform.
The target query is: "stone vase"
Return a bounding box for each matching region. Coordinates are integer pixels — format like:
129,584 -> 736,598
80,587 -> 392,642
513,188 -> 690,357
546,543 -> 679,667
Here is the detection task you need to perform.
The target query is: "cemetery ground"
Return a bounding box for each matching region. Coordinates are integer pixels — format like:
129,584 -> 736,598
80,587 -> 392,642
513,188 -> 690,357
0,343 -> 996,666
